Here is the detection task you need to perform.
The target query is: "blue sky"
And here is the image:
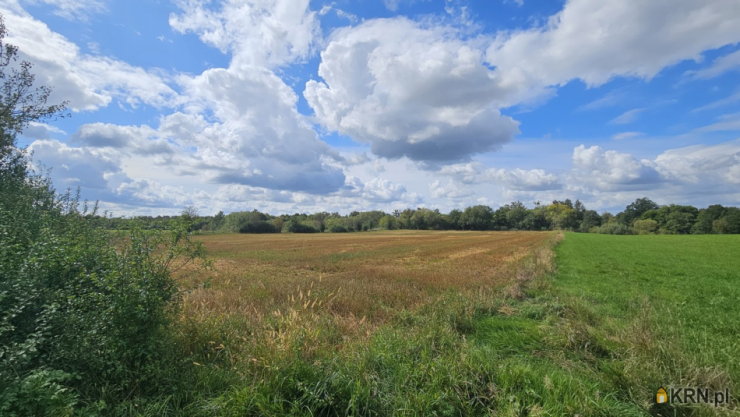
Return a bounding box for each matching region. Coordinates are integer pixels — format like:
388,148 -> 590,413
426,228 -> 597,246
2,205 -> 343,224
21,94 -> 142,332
5,0 -> 740,215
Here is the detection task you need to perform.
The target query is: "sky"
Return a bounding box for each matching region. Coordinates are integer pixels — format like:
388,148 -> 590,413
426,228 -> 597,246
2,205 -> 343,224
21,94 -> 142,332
4,0 -> 740,216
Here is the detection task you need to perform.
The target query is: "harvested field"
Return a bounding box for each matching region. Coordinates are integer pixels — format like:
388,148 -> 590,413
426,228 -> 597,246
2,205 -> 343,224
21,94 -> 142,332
168,231 -> 566,416
180,231 -> 551,324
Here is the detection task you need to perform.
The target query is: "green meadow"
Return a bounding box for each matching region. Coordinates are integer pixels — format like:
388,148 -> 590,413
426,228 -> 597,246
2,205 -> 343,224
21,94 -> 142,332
472,233 -> 740,416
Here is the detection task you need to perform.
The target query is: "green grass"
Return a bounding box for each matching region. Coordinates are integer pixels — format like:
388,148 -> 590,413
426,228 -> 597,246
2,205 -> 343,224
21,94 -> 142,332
473,233 -> 740,416
554,234 -> 740,382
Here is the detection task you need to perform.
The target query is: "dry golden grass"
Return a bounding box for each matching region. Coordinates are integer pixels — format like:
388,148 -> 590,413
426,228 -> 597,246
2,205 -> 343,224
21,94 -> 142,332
175,230 -> 555,363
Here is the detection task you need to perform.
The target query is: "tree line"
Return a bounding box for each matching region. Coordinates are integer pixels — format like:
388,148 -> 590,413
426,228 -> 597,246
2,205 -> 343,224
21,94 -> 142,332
96,197 -> 740,235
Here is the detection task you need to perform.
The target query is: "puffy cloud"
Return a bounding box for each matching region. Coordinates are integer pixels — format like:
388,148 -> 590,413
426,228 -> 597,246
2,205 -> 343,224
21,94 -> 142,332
486,0 -> 740,94
438,162 -> 482,184
306,1 -> 740,165
72,123 -> 175,156
499,140 -> 740,210
169,67 -> 345,193
28,139 -> 215,210
361,178 -> 411,203
12,0 -> 343,196
486,168 -> 562,191
14,0 -> 740,215
21,122 -> 66,140
29,139 -> 122,190
429,180 -> 474,199
572,145 -> 661,189
304,18 -> 520,163
654,139 -> 740,185
165,1 -> 344,193
169,0 -> 319,69
1,5 -> 177,111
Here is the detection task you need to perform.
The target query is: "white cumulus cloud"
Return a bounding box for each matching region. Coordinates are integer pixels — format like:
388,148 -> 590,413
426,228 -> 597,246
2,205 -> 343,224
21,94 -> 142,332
304,18 -> 520,163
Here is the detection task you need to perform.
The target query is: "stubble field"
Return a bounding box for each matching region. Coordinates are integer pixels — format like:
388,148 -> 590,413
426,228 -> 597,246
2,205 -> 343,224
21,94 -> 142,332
169,231 -> 559,416
182,231 -> 550,324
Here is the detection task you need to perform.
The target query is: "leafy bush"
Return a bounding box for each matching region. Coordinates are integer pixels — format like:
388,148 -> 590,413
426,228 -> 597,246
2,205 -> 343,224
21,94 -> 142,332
0,17 -> 208,413
591,223 -> 632,235
0,185 -> 208,413
632,219 -> 658,235
283,220 -> 319,233
239,221 -> 278,233
328,225 -> 348,233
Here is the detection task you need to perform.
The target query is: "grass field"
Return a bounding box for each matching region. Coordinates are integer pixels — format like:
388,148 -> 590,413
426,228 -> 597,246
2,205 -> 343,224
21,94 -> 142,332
548,234 -> 740,416
159,231 -> 739,416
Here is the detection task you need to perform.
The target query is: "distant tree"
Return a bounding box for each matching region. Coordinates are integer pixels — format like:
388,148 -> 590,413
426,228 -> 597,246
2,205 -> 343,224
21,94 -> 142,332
210,210 -> 226,230
574,199 -> 586,221
521,207 -> 549,231
410,209 -> 427,230
601,212 -> 615,224
503,202 -> 529,230
461,205 -> 493,230
712,218 -> 728,234
400,209 -> 416,229
642,205 -> 698,234
447,209 -> 463,230
692,204 -> 726,234
579,210 -> 602,232
618,197 -> 660,226
0,17 -> 68,158
546,202 -> 578,230
379,215 -> 396,230
723,207 -> 740,234
597,223 -> 632,235
662,209 -> 698,235
182,205 -> 199,221
272,216 -> 284,232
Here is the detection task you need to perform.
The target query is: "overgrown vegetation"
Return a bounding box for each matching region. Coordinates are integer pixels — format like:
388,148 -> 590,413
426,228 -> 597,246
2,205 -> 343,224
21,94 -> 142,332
0,17 -> 207,415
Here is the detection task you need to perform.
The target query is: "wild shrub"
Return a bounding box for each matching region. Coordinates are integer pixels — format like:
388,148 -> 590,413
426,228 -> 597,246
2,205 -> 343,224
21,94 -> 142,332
0,16 -> 208,413
328,224 -> 348,233
239,220 -> 278,233
283,220 -> 319,233
632,219 -> 658,235
0,184 -> 208,414
594,222 -> 632,235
